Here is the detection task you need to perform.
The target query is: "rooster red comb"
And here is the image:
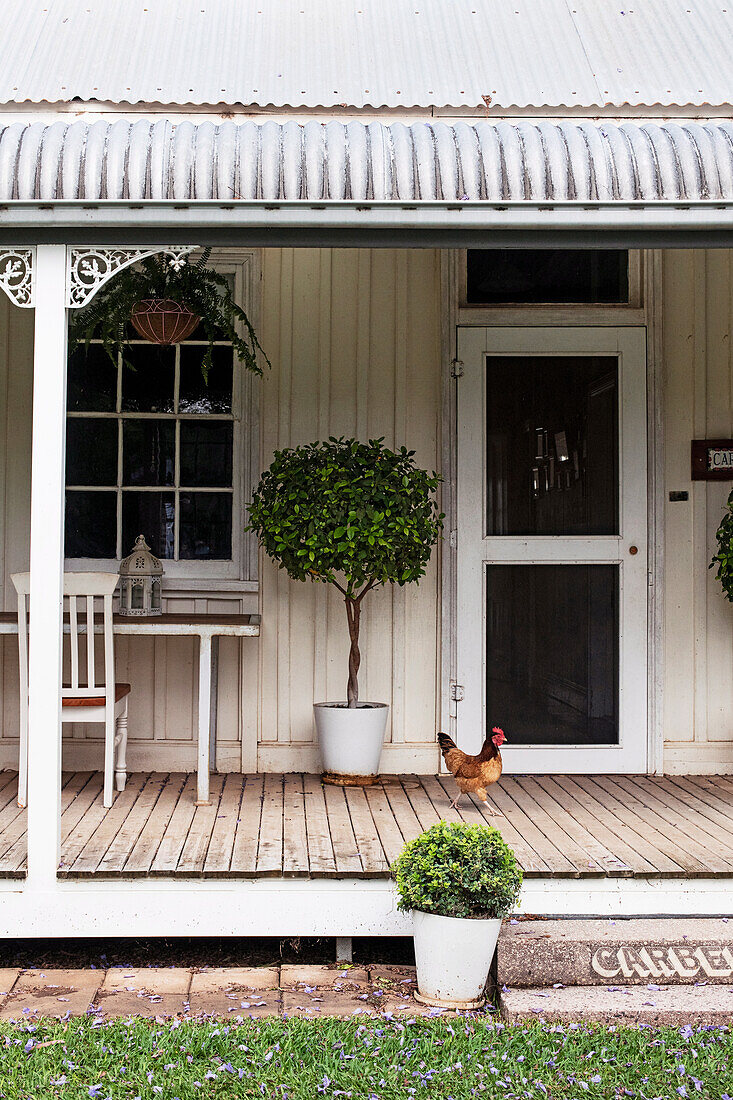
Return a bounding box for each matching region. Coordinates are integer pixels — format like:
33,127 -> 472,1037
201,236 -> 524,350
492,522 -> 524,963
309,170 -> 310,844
492,727 -> 504,736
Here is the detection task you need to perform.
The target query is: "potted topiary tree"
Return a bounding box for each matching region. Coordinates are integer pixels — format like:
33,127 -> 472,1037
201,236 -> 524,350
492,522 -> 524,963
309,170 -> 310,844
247,437 -> 442,784
392,820 -> 523,1009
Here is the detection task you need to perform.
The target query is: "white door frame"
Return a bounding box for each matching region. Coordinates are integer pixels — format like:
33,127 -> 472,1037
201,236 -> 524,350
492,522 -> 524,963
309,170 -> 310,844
455,326 -> 648,774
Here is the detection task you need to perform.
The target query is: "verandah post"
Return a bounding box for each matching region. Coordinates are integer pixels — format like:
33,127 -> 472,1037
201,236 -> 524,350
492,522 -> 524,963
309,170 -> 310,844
26,244 -> 67,889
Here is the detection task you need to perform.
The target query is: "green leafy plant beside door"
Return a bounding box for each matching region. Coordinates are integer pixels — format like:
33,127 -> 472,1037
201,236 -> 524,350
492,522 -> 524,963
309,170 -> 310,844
711,488 -> 733,601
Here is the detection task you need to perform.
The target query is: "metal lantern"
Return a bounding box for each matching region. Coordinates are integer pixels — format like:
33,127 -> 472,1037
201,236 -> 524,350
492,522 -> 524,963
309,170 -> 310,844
118,534 -> 164,616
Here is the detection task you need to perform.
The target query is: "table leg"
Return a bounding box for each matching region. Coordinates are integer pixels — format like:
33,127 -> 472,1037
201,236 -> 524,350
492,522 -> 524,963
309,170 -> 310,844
196,633 -> 212,805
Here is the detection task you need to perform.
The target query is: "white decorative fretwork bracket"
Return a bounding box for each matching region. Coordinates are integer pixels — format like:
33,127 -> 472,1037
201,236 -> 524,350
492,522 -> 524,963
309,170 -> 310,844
0,246 -> 199,310
66,247 -> 198,308
0,249 -> 36,308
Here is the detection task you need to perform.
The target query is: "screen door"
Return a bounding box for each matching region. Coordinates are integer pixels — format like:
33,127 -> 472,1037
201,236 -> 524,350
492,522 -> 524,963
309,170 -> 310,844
456,327 -> 648,773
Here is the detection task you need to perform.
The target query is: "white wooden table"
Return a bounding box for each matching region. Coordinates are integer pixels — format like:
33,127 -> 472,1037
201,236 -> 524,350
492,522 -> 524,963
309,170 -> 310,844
0,611 -> 260,805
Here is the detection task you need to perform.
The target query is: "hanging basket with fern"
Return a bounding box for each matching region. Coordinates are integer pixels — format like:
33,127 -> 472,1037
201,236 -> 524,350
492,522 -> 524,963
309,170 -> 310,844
69,249 -> 270,381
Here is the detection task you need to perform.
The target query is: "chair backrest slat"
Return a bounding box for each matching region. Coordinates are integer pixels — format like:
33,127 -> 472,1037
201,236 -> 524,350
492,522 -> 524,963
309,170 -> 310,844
69,597 -> 79,689
102,593 -> 115,709
86,595 -> 95,688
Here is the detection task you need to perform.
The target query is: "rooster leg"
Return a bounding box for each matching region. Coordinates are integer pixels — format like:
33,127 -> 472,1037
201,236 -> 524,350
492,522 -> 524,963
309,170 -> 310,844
449,793 -> 462,810
477,789 -> 499,815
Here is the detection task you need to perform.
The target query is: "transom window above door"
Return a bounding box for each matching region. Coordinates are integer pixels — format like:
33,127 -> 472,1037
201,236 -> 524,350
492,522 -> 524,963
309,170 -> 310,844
466,249 -> 630,305
65,339 -> 236,564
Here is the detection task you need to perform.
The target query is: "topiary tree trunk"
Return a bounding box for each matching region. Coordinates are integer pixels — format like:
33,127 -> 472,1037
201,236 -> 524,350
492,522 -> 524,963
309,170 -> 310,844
345,596 -> 360,708
343,581 -> 375,707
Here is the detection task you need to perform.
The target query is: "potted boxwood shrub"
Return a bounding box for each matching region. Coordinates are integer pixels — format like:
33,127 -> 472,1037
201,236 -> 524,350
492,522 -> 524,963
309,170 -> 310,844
68,248 -> 270,381
711,488 -> 733,601
392,820 -> 523,1008
247,437 -> 442,784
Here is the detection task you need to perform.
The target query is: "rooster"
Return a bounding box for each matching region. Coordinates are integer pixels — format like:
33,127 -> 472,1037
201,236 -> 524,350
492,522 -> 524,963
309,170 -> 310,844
437,727 -> 506,814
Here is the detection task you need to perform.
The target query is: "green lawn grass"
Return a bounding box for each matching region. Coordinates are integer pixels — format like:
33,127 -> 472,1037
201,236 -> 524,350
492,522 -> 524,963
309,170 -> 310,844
0,1015 -> 732,1099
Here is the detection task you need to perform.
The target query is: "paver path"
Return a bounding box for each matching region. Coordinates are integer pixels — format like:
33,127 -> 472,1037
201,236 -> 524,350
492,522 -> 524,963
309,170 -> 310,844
0,964 -> 454,1020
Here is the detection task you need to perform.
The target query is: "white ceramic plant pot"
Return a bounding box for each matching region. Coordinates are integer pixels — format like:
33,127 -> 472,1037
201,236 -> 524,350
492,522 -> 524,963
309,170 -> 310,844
412,910 -> 503,1009
314,701 -> 388,785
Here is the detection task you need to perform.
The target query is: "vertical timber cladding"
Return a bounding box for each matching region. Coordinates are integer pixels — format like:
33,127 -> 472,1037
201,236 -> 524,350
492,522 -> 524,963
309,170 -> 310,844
0,247 -> 442,773
0,295 -> 33,754
662,250 -> 733,772
257,248 -> 443,773
2,248 -> 729,772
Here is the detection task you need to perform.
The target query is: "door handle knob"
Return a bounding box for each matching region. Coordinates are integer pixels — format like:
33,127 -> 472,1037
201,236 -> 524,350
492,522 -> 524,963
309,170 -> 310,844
629,545 -> 638,555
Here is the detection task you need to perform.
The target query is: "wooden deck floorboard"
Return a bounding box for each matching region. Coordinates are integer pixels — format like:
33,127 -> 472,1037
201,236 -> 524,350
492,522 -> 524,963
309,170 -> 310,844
1,771 -> 733,880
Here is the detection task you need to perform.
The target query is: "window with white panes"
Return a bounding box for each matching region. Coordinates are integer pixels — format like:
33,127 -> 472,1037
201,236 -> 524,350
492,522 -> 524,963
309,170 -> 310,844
65,336 -> 239,568
64,253 -> 261,583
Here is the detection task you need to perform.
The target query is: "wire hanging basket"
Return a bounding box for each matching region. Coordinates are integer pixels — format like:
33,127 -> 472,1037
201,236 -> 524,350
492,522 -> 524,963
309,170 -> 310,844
130,298 -> 200,344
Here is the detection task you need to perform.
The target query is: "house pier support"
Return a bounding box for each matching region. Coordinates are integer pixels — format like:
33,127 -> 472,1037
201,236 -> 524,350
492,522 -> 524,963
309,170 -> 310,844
336,936 -> 353,962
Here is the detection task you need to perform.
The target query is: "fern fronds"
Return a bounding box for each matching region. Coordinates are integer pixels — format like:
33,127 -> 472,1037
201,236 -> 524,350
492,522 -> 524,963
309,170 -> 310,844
68,252 -> 270,380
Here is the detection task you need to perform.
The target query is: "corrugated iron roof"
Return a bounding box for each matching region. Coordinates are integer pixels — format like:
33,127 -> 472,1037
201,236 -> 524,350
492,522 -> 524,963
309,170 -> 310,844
2,119 -> 733,202
0,0 -> 732,111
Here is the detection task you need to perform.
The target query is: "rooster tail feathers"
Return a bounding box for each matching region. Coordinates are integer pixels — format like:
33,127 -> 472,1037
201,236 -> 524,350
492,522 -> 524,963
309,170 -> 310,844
437,732 -> 457,754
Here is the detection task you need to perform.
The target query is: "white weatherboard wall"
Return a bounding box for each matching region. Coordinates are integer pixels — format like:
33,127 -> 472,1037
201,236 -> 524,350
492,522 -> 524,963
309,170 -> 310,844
0,247 -> 731,774
0,248 -> 443,774
0,295 -> 33,760
662,250 -> 733,772
256,248 -> 442,773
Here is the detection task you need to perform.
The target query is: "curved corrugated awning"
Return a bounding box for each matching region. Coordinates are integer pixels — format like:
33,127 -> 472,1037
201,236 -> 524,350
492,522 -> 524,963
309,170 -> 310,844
3,119 -> 733,247
2,119 -> 733,202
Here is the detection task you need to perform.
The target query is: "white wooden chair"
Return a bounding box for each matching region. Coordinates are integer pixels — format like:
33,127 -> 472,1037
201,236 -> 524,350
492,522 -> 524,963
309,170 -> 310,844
12,571 -> 130,809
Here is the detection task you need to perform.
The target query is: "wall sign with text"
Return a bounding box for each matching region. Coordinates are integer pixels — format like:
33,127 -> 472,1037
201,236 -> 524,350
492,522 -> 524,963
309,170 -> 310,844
691,439 -> 733,480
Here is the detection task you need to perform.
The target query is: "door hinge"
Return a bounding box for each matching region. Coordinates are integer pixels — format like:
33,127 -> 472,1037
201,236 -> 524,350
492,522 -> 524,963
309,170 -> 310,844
450,682 -> 465,703
451,358 -> 464,378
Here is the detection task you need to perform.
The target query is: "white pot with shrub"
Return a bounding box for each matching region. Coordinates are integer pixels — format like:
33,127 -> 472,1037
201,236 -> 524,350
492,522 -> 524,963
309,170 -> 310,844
248,437 -> 442,785
392,820 -> 523,1008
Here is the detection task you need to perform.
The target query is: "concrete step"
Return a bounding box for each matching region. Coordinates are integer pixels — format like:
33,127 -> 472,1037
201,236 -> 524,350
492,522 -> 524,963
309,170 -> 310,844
497,918 -> 733,986
500,983 -> 733,1026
